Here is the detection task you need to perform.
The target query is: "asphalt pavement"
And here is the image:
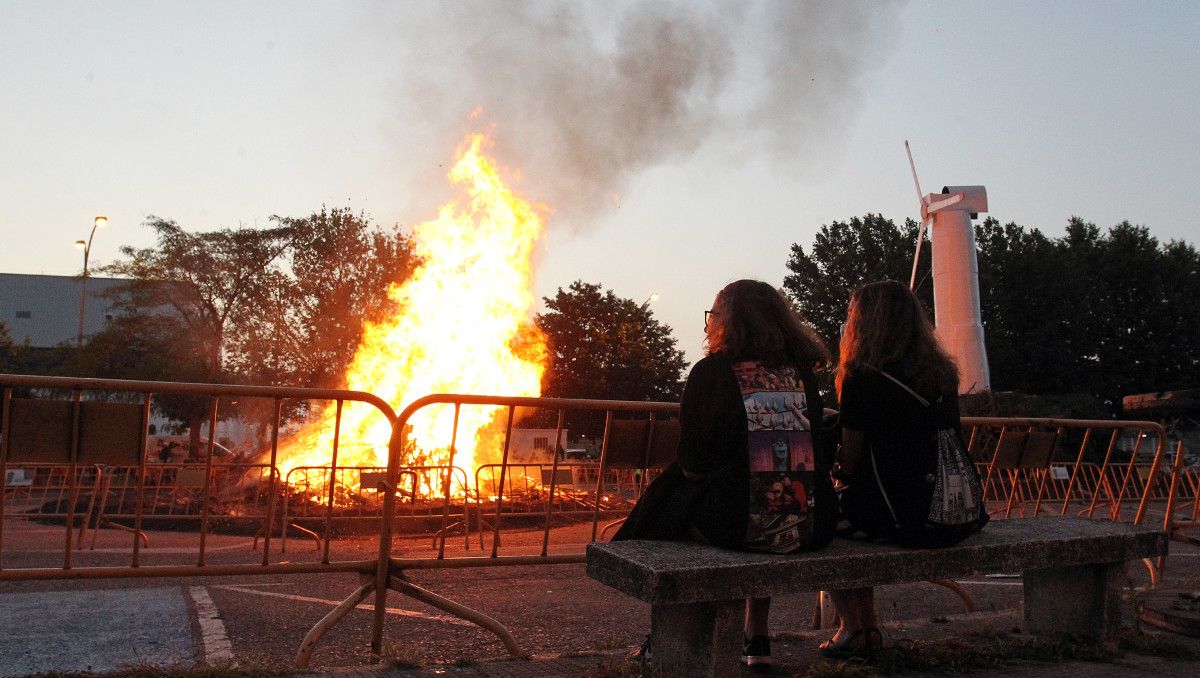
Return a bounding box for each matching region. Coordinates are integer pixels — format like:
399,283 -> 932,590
1,516 -> 1197,676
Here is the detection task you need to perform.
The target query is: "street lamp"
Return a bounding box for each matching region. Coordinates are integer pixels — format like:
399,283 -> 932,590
641,292 -> 660,310
76,215 -> 107,346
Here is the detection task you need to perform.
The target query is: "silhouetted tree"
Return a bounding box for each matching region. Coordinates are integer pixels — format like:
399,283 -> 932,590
785,213 -> 1200,413
226,207 -> 417,389
783,213 -> 931,363
536,281 -> 687,436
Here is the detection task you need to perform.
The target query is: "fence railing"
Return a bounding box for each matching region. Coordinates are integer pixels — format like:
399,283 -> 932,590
961,417 -> 1188,537
0,374 -> 395,575
2,373 -> 1193,667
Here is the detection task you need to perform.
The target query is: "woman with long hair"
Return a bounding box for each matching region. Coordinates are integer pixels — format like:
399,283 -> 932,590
617,279 -> 833,667
823,279 -> 983,658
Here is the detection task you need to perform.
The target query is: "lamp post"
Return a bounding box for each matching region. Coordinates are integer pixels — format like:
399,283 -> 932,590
641,292 -> 660,310
75,215 -> 107,346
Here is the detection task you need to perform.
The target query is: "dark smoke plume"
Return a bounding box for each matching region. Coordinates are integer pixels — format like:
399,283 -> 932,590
383,0 -> 904,225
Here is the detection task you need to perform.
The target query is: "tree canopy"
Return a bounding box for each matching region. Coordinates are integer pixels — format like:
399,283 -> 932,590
97,207 -> 415,390
785,213 -> 1200,412
225,207 -> 416,388
535,281 -> 687,435
80,208 -> 416,437
977,217 -> 1200,405
783,213 -> 931,361
101,216 -> 294,382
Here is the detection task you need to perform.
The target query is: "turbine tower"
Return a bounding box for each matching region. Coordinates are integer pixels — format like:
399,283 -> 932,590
906,143 -> 991,394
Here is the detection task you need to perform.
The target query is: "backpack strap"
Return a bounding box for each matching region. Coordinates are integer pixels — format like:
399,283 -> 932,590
875,369 -> 931,407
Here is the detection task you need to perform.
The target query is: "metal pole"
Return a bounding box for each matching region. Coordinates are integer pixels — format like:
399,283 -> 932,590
76,218 -> 103,346
76,247 -> 89,346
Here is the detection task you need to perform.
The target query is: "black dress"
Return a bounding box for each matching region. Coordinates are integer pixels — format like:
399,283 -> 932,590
838,365 -> 962,539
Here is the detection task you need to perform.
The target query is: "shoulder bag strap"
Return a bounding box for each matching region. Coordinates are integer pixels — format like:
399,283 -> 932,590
875,369 -> 931,408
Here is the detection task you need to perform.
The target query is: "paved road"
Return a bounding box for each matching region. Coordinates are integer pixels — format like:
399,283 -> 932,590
0,516 -> 1195,674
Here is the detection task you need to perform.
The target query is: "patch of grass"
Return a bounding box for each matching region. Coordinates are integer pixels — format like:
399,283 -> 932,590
804,658 -> 872,677
559,650 -> 609,659
1119,631 -> 1199,659
29,666 -> 292,678
579,657 -> 675,678
378,641 -> 422,670
868,631 -> 1121,675
800,627 -> 1195,676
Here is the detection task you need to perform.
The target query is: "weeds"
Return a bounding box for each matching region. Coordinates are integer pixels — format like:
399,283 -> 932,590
579,657 -> 675,677
378,641 -> 422,670
28,666 -> 292,678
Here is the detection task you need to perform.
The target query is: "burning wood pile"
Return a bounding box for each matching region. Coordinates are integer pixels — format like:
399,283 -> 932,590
270,133 -> 550,503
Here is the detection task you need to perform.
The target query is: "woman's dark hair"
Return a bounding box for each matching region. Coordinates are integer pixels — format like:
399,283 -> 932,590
836,280 -> 959,399
705,279 -> 829,371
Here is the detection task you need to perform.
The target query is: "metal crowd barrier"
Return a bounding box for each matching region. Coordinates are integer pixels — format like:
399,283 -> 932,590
345,393 -> 680,660
963,416 -> 1194,586
0,374 -> 395,576
2,375 -> 1192,667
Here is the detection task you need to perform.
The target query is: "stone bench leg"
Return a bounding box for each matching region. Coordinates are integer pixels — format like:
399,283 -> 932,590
1023,561 -> 1124,640
649,599 -> 743,677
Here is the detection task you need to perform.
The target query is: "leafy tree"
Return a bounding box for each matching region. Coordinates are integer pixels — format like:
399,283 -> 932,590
226,207 -> 417,388
1061,219 -> 1199,403
783,214 -> 931,360
786,213 -> 1200,414
973,217 -> 1088,395
100,218 -> 294,449
102,217 -> 294,382
57,313 -> 211,422
536,281 -> 687,436
94,210 -> 420,447
0,322 -> 19,373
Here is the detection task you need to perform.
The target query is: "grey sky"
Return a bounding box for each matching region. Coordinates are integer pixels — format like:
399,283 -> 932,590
2,0 -> 1197,363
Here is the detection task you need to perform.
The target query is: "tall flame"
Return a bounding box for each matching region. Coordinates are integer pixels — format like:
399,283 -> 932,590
277,133 -> 547,483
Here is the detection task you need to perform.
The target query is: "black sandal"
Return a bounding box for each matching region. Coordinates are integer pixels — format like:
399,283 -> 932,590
818,627 -> 882,660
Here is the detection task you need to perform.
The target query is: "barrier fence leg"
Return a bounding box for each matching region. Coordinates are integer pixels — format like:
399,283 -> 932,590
928,579 -> 977,612
388,572 -> 526,658
295,575 -> 376,668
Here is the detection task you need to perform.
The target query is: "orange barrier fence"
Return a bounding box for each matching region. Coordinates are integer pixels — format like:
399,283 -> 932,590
2,374 -> 1193,667
0,374 -> 395,574
962,417 -> 1192,540
362,393 -> 680,657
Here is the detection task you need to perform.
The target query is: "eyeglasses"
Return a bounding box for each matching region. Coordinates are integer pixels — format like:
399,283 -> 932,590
766,489 -> 783,496
704,310 -> 714,329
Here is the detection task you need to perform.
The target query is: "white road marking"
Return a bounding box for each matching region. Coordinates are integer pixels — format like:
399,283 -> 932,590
213,585 -> 473,626
190,586 -> 237,666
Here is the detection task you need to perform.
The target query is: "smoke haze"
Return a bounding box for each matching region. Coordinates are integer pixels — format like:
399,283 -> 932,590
379,0 -> 904,226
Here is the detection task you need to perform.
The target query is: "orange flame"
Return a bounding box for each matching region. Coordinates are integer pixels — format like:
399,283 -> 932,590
276,133 -> 547,490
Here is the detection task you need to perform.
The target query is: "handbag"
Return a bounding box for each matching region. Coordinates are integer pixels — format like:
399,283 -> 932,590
868,370 -> 988,548
611,462 -> 701,542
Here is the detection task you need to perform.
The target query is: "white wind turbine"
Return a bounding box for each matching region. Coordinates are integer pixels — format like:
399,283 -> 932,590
902,141 -> 991,394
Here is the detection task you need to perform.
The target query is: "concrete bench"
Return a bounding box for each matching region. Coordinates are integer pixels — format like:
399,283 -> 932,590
586,516 -> 1167,676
